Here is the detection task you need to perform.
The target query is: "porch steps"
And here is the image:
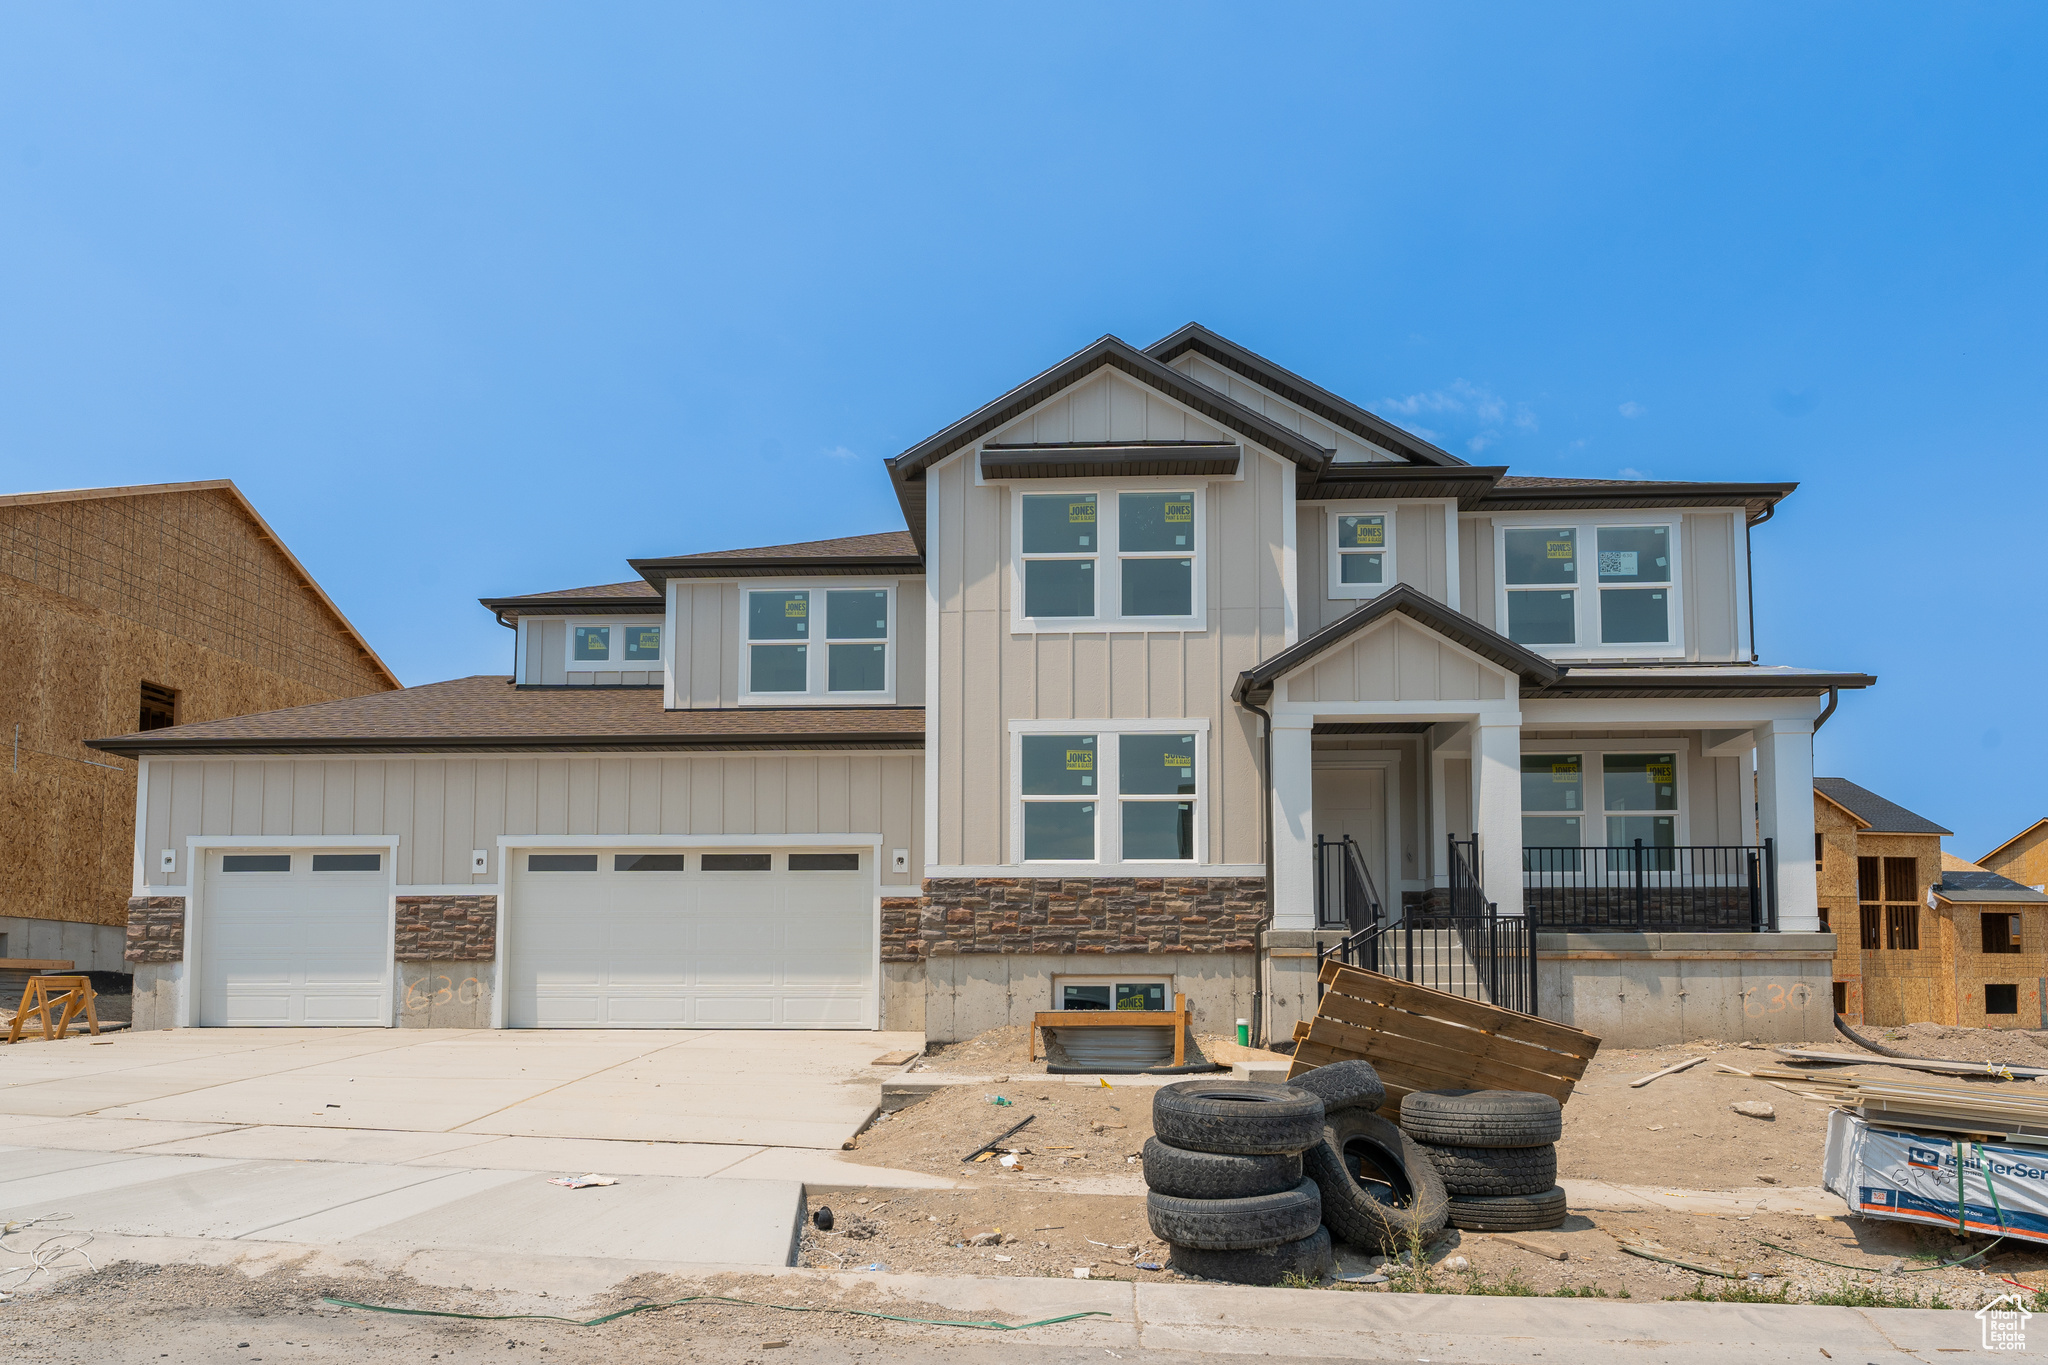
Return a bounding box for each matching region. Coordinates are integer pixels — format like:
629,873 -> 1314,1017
1364,928 -> 1494,1005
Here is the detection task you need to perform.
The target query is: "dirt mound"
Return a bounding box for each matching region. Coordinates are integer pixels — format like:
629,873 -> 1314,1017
850,1077 -> 1153,1177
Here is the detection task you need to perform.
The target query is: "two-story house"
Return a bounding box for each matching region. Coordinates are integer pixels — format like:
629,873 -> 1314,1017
90,327 -> 1869,1041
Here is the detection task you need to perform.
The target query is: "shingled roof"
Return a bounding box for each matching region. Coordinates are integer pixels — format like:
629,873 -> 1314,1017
1813,778 -> 1952,836
86,675 -> 923,756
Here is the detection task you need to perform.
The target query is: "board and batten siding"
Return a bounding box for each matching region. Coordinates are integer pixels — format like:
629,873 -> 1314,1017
1284,618 -> 1512,706
1297,502 -> 1454,634
668,579 -> 927,709
517,618 -> 660,688
140,754 -> 924,890
927,369 -> 1294,869
1457,511 -> 1746,663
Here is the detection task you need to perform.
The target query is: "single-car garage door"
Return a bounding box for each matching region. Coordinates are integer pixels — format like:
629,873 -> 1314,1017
198,849 -> 391,1026
506,847 -> 875,1028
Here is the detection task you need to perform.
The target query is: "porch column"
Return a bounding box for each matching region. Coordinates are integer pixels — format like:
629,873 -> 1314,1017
1473,718 -> 1525,917
1755,717 -> 1818,932
1270,716 -> 1317,930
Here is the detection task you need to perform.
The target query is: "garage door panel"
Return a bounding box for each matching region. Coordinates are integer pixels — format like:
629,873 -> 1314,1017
507,849 -> 874,1029
199,850 -> 389,1027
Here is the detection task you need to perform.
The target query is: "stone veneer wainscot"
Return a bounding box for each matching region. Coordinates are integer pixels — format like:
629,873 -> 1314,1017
125,896 -> 187,963
883,877 -> 1267,963
393,895 -> 497,962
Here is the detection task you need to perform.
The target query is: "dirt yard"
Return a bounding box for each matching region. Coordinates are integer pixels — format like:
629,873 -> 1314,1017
832,1021 -> 2048,1305
2,1260 -> 1102,1365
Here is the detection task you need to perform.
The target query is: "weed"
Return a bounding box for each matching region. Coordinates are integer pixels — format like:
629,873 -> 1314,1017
1277,1271 -> 1322,1290
1674,1278 -> 1795,1304
1807,1282 -> 1956,1310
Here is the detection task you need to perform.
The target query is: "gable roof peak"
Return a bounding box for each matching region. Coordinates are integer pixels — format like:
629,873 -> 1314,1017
1145,323 -> 1467,469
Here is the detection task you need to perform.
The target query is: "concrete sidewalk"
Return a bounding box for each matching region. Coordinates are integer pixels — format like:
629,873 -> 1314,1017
0,1142 -> 807,1266
17,1230 -> 1988,1363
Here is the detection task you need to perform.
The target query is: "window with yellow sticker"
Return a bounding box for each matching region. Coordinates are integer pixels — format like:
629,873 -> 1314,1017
1016,728 -> 1202,863
1328,508 -> 1395,597
1015,490 -> 1200,625
744,587 -> 894,699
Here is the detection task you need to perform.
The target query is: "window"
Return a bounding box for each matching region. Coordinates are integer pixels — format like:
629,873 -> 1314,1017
1832,981 -> 1847,1014
1021,734 -> 1098,861
1520,755 -> 1585,869
529,854 -> 598,871
222,854 -> 291,872
1986,983 -> 2019,1015
1859,856 -> 1921,950
1016,490 -> 1200,627
742,587 -> 894,700
1603,753 -> 1677,863
140,682 -> 177,731
615,854 -> 689,871
1858,904 -> 1882,950
1817,905 -> 1831,933
567,619 -> 662,670
1015,723 -> 1205,865
702,853 -> 772,871
1055,978 -> 1169,1011
1497,519 -> 1679,655
1326,507 -> 1395,599
310,853 -> 381,872
790,853 -> 861,871
1520,749 -> 1678,869
1815,832 -> 1825,871
1982,913 -> 2023,954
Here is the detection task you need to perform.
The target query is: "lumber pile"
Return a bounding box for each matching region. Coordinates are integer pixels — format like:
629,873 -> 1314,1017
1725,1066 -> 2048,1143
1287,962 -> 1600,1107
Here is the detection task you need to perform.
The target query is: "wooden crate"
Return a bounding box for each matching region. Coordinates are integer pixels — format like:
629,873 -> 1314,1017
1286,962 -> 1600,1107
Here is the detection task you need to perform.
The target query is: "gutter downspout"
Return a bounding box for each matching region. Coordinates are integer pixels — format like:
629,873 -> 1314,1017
1812,685 -> 1840,732
1745,503 -> 1774,664
1236,677 -> 1275,1051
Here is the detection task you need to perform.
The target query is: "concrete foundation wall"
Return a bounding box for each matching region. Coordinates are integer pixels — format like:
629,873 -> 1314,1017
397,961 -> 494,1028
882,962 -> 925,1033
0,916 -> 126,971
1262,929 -> 1351,1047
132,961 -> 179,1030
1538,932 -> 1836,1046
919,951 -> 1255,1044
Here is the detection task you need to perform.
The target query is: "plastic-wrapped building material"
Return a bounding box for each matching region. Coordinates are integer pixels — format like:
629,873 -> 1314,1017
1822,1108 -> 2048,1245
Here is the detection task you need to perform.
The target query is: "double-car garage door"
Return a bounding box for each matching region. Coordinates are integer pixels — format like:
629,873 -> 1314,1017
194,845 -> 875,1029
506,849 -> 874,1028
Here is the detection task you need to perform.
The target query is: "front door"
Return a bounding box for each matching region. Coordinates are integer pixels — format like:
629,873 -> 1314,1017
1314,767 -> 1391,919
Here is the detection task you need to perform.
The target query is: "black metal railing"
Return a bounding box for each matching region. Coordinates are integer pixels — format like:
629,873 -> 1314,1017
1314,834 -> 1383,934
1523,839 -> 1778,932
1318,834 -> 1538,1017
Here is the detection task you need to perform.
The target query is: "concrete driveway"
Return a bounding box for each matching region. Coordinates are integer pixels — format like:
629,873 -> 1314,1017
0,1026 -> 922,1148
0,1026 -> 942,1271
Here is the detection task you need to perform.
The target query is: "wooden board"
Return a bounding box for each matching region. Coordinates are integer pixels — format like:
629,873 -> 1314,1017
1031,993 -> 1188,1065
1286,964 -> 1600,1107
1776,1047 -> 2048,1080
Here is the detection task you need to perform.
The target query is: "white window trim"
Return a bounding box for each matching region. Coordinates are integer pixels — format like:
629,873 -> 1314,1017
1007,483 -> 1207,634
564,616 -> 665,672
1324,503 -> 1399,600
1491,513 -> 1685,660
1518,738 -> 1693,849
1008,717 -> 1210,867
738,581 -> 898,705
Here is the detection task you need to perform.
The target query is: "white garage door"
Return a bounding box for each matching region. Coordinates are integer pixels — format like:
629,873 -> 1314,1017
198,849 -> 390,1026
506,848 -> 875,1028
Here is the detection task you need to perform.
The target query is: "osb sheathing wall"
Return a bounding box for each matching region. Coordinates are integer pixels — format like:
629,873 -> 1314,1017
1982,825 -> 2048,895
0,487 -> 394,928
1814,792 -> 1865,1018
1948,903 -> 2048,1029
1850,831 -> 1948,1027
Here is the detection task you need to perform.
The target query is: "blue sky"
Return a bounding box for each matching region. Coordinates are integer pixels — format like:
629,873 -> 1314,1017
2,5 -> 2042,856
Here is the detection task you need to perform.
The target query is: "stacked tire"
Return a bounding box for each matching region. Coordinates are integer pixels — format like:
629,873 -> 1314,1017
1144,1080 -> 1331,1284
1400,1089 -> 1568,1232
1294,1061 -> 1450,1252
